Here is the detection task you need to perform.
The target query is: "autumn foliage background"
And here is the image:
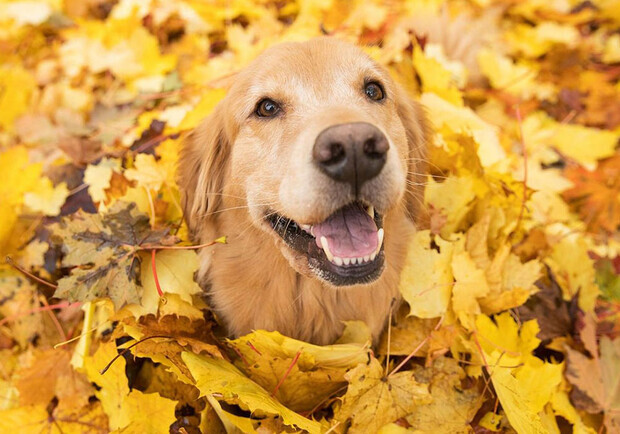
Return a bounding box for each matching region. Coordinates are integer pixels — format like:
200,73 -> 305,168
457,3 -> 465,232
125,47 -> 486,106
1,0 -> 619,433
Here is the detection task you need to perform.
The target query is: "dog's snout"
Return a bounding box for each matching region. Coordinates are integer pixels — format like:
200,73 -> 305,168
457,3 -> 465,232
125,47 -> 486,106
312,122 -> 388,193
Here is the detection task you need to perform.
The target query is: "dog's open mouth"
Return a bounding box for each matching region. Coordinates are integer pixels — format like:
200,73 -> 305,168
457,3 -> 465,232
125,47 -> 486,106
267,201 -> 385,286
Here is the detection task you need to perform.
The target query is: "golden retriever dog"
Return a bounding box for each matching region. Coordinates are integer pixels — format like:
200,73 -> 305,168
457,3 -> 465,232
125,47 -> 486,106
179,37 -> 428,345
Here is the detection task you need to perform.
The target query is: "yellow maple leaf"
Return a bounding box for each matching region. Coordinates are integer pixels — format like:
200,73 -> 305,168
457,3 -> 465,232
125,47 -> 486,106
0,146 -> 42,252
425,174 -> 486,237
479,245 -> 541,314
334,358 -> 431,433
84,342 -> 176,432
545,234 -> 599,312
182,351 -> 322,433
0,402 -> 108,434
475,313 -> 563,434
489,367 -> 548,434
550,387 -> 598,434
84,157 -> 121,204
514,359 -> 563,414
139,249 -> 203,313
229,329 -> 369,412
451,247 -> 491,323
474,312 -> 540,366
477,48 -> 555,100
413,45 -> 463,106
23,179 -> 69,216
399,230 -> 455,318
506,22 -> 579,58
405,357 -> 482,432
0,65 -> 36,131
550,123 -> 618,168
421,92 -> 506,167
125,153 -> 171,191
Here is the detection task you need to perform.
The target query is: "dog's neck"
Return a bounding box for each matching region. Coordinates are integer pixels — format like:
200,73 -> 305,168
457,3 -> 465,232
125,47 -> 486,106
194,207 -> 413,345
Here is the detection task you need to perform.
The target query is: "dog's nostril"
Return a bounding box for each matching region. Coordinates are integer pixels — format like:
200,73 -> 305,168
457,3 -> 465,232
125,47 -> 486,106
363,138 -> 378,157
363,134 -> 389,159
329,142 -> 345,163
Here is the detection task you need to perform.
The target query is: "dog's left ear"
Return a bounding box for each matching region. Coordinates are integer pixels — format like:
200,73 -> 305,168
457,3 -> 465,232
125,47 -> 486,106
394,86 -> 431,223
177,101 -> 234,236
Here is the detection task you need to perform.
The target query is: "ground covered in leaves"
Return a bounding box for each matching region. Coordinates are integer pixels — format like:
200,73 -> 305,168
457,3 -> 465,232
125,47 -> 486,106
1,0 -> 619,433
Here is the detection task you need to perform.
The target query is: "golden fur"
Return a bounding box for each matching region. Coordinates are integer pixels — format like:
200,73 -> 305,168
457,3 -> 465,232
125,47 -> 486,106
178,37 -> 429,345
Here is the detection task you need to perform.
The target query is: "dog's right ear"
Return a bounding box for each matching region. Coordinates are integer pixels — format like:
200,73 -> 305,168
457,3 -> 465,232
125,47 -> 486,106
178,102 -> 233,234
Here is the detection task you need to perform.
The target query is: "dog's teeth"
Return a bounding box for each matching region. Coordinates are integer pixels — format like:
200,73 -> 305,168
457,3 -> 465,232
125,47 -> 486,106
320,236 -> 334,262
334,256 -> 343,266
301,224 -> 312,232
367,205 -> 374,218
351,257 -> 358,265
343,257 -> 350,266
376,228 -> 384,254
370,252 -> 377,261
363,255 -> 370,262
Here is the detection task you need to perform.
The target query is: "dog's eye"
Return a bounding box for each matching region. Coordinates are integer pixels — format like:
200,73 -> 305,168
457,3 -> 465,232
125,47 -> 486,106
364,82 -> 385,101
256,99 -> 280,117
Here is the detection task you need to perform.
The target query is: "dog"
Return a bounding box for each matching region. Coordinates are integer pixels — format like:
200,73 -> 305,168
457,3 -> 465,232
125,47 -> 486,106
178,37 -> 429,345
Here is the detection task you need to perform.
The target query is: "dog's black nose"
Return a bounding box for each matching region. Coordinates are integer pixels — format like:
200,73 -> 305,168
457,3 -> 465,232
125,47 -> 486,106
312,122 -> 389,194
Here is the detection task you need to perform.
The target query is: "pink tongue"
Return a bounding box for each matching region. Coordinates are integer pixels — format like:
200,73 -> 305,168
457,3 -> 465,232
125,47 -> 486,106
313,203 -> 378,258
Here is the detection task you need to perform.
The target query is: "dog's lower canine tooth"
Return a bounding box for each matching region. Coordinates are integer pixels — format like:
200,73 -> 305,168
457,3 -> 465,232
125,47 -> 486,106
376,228 -> 384,255
320,236 -> 334,261
370,252 -> 377,261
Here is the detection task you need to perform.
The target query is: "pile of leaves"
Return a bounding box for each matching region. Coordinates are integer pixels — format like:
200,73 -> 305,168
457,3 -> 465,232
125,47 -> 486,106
1,0 -> 619,432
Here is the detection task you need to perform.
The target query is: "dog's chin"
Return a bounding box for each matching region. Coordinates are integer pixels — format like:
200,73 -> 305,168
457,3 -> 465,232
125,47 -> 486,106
262,201 -> 386,287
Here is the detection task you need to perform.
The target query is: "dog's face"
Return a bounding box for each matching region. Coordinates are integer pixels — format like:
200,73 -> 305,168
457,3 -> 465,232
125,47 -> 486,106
180,38 -> 427,287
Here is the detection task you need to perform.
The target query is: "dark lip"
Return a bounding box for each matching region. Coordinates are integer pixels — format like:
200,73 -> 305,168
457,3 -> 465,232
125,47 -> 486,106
267,202 -> 385,286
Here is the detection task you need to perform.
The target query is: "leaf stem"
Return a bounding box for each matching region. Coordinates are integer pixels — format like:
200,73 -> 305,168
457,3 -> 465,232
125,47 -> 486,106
151,250 -> 164,298
100,335 -> 171,375
271,350 -> 302,397
5,256 -> 57,289
388,316 -> 444,377
0,301 -> 80,327
39,295 -> 67,342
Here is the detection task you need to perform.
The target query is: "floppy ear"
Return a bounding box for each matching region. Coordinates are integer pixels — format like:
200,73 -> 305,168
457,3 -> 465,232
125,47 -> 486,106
394,86 -> 431,224
177,105 -> 232,234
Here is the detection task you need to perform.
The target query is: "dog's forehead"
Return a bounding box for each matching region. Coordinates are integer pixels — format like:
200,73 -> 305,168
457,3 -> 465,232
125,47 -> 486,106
239,39 -> 384,102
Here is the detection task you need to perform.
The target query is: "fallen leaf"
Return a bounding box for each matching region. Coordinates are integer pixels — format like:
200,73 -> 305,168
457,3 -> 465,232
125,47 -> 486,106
139,249 -> 203,314
229,329 -> 370,412
50,201 -> 170,309
84,341 -> 177,432
15,348 -> 94,412
406,357 -> 482,432
334,358 -> 431,433
565,326 -> 620,432
399,230 -> 455,318
563,154 -> 620,234
182,351 -> 322,433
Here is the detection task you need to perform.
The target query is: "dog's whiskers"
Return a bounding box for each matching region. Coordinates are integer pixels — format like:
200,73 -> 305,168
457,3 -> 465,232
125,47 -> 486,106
236,209 -> 281,238
200,202 -> 279,218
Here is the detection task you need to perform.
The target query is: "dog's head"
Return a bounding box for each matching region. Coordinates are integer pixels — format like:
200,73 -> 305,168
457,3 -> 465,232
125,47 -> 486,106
179,37 -> 428,287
